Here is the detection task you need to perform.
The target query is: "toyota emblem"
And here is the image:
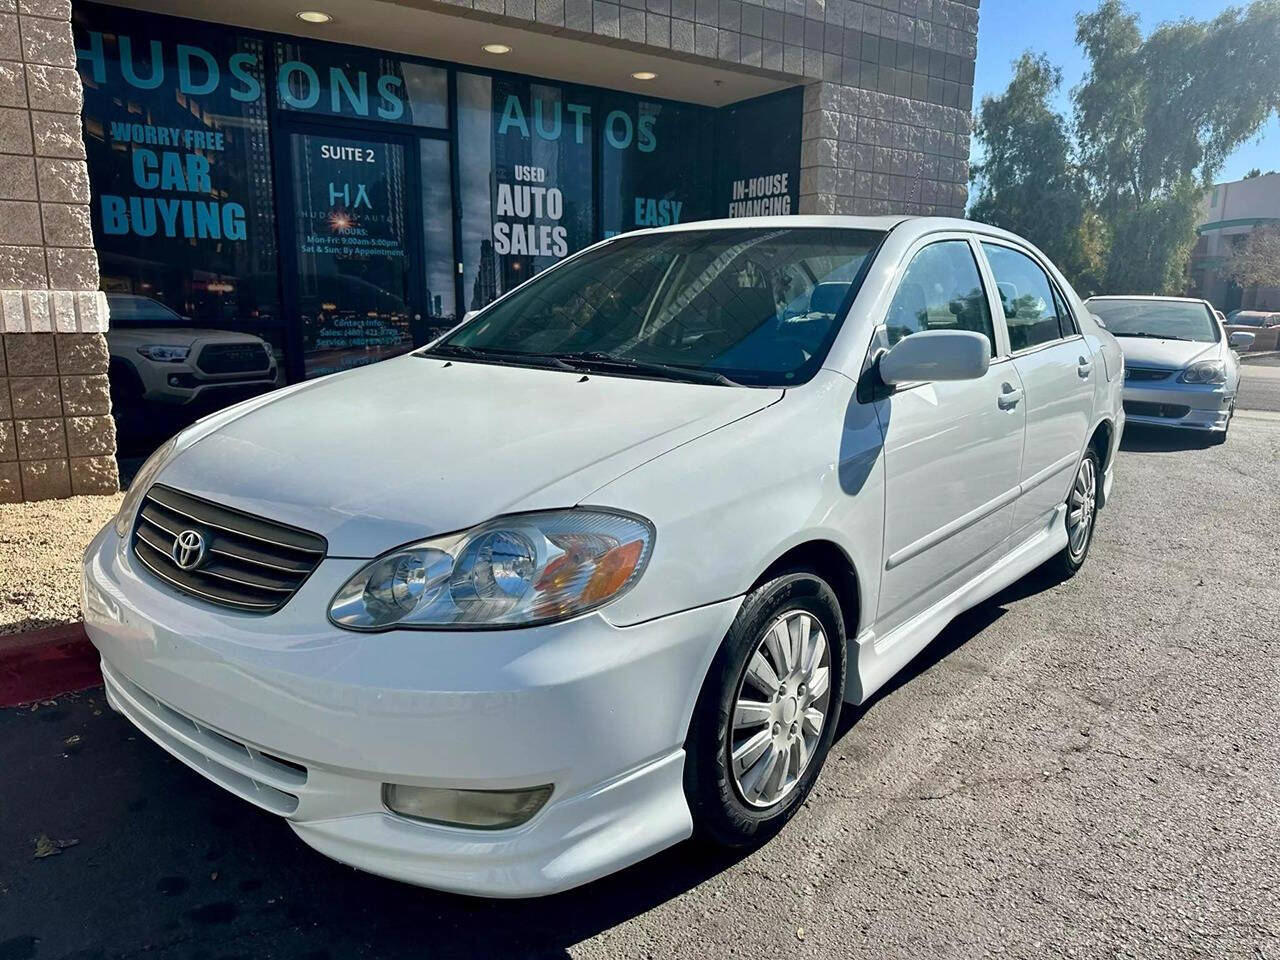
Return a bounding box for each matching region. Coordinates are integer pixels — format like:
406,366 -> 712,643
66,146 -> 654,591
172,529 -> 207,571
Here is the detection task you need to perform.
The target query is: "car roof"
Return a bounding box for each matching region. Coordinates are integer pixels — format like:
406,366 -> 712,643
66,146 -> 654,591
1084,295 -> 1209,304
619,215 -> 1038,247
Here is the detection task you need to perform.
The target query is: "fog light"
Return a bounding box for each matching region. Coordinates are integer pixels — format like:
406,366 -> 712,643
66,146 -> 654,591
383,783 -> 552,829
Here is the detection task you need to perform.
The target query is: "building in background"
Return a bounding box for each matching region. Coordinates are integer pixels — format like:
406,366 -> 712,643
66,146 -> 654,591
1189,172 -> 1280,314
1,0 -> 980,502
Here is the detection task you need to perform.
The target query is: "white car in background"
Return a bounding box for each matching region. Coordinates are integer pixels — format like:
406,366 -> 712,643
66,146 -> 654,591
1085,295 -> 1251,443
84,216 -> 1123,897
106,294 -> 279,413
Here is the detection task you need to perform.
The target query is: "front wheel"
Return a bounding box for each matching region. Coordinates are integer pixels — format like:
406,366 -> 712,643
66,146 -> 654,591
1045,447 -> 1100,579
684,570 -> 846,848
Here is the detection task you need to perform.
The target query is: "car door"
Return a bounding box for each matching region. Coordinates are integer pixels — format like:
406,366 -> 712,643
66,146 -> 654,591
873,235 -> 1026,633
979,242 -> 1094,541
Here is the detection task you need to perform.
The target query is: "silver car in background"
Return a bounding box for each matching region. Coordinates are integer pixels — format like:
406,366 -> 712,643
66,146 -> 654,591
1085,296 -> 1251,444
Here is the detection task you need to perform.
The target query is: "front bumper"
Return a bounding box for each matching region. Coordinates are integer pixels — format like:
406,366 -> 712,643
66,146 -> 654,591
144,374 -> 278,406
82,524 -> 740,897
1122,380 -> 1233,432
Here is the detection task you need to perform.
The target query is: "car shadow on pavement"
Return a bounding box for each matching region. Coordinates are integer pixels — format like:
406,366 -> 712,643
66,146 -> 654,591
833,582 -> 1022,741
1119,423 -> 1219,452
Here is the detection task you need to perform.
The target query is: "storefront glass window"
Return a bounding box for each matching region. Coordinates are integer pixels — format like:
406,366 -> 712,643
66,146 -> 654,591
287,132 -> 416,378
273,40 -> 448,128
601,97 -> 714,238
75,4 -> 283,454
716,88 -> 803,219
419,138 -> 457,338
458,72 -> 594,310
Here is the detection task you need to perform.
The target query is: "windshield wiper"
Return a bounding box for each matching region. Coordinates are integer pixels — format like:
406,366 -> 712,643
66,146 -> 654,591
1112,331 -> 1193,341
421,343 -> 576,371
545,351 -> 741,386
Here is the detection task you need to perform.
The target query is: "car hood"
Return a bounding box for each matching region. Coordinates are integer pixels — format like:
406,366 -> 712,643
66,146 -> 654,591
107,328 -> 268,346
155,355 -> 782,556
1115,337 -> 1219,369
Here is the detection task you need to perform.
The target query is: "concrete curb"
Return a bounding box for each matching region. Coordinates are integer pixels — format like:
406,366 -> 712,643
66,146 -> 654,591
0,622 -> 101,708
1239,350 -> 1280,364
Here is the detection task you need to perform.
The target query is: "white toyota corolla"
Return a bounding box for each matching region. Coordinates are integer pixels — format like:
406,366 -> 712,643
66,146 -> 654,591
83,216 -> 1124,897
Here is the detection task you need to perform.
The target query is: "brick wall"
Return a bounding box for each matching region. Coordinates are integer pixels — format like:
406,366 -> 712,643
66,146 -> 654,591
798,81 -> 971,215
0,0 -> 117,502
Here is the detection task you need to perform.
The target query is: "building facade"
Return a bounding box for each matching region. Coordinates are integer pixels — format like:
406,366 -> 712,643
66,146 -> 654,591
0,0 -> 979,501
1189,171 -> 1280,314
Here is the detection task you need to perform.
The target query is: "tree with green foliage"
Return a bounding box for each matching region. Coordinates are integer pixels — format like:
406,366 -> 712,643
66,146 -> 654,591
968,54 -> 1101,289
1073,0 -> 1280,294
1228,228 -> 1280,289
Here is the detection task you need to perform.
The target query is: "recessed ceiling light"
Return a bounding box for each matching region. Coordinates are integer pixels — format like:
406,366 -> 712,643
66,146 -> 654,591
296,10 -> 333,23
631,70 -> 658,80
482,43 -> 513,55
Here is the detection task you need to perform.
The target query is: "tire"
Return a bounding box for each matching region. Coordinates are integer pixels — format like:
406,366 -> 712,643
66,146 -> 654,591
1045,446 -> 1101,579
684,569 -> 846,848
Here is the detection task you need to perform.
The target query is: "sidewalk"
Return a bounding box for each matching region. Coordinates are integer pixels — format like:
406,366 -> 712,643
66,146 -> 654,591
0,493 -> 120,705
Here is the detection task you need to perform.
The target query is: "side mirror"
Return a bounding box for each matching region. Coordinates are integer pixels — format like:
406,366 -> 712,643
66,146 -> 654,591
1228,330 -> 1255,350
463,310 -> 480,323
878,330 -> 991,386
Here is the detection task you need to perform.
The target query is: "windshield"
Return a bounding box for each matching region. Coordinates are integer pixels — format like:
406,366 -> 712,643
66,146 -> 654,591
431,227 -> 884,386
1088,299 -> 1219,343
105,294 -> 187,327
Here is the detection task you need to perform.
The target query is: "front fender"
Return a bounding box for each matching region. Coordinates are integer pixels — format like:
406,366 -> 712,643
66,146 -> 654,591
592,370 -> 885,637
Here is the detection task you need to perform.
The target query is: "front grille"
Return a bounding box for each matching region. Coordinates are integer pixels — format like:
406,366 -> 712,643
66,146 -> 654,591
1124,400 -> 1192,420
131,484 -> 326,614
195,342 -> 272,376
1125,366 -> 1174,381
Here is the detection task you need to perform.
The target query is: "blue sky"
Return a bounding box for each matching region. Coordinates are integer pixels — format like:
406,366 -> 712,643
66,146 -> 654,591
973,0 -> 1280,184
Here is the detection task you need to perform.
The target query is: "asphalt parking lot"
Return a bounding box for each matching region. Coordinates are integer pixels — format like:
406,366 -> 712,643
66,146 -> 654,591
2,416 -> 1278,960
1238,356 -> 1280,412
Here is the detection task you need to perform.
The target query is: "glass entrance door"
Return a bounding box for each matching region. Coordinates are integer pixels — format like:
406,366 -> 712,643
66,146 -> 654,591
283,129 -> 421,379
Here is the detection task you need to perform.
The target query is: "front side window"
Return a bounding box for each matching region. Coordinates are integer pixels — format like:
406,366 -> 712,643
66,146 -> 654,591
1087,299 -> 1220,343
982,243 -> 1070,351
433,227 -> 882,386
883,240 -> 995,353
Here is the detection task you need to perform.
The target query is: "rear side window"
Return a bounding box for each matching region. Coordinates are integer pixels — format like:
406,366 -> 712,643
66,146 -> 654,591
982,243 -> 1070,351
883,240 -> 996,355
1051,284 -> 1078,336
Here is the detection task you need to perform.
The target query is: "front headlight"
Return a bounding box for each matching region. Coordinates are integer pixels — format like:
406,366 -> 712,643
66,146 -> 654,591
136,344 -> 190,363
113,436 -> 178,537
329,509 -> 654,630
1179,360 -> 1226,384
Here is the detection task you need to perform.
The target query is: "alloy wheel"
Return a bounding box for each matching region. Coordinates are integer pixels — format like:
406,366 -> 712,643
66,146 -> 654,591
1067,455 -> 1097,560
729,610 -> 832,808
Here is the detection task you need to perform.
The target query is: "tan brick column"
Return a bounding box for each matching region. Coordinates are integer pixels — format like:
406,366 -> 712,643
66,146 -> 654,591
0,0 -> 117,502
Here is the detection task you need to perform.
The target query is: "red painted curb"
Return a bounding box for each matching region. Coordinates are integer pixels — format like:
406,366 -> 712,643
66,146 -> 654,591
0,622 -> 102,708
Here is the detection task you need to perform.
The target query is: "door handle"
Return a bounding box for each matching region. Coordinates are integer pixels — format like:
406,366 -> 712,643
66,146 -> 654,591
998,383 -> 1023,409
1077,356 -> 1093,378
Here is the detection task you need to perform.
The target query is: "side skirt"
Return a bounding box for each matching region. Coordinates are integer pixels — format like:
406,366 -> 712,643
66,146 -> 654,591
845,503 -> 1069,705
